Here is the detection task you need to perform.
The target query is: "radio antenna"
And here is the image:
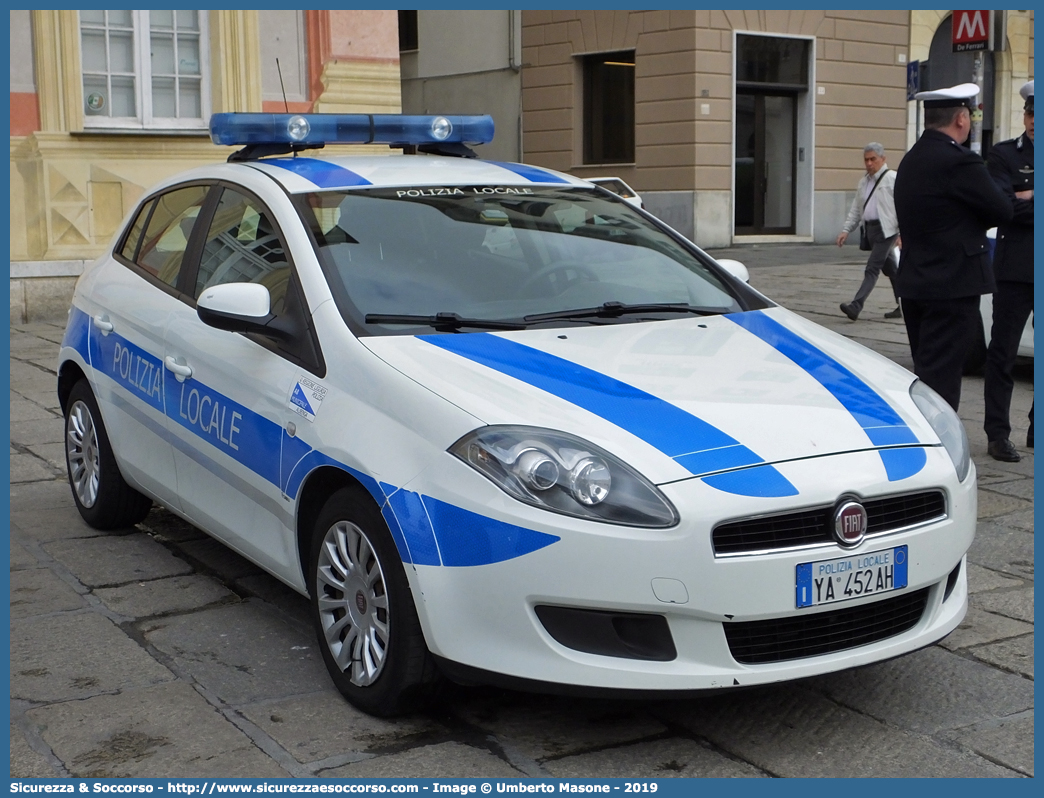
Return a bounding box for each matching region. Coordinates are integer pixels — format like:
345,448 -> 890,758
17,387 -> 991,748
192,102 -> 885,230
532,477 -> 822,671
276,58 -> 289,113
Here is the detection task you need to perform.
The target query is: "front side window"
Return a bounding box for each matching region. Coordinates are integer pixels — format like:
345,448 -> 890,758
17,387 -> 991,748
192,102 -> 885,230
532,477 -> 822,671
301,187 -> 769,335
583,51 -> 635,165
196,188 -> 292,314
80,9 -> 209,130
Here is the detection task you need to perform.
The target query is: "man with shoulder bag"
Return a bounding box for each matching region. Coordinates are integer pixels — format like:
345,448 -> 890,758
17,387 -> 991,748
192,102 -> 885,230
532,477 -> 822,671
836,143 -> 901,321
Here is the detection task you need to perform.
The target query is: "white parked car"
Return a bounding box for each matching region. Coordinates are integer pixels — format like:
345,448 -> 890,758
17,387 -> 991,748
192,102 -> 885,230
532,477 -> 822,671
964,228 -> 1034,373
588,176 -> 644,209
59,113 -> 975,716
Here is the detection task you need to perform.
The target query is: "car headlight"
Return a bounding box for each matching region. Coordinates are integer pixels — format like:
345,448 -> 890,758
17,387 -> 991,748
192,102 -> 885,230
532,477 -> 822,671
449,426 -> 678,528
910,380 -> 971,481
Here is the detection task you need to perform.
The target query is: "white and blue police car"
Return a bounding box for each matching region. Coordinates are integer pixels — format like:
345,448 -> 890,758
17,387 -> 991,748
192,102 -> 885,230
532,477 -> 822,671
59,113 -> 975,716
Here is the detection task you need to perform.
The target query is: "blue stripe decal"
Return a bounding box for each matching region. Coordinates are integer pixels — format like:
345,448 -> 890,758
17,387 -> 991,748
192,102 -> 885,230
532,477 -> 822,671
165,367 -> 283,486
422,495 -> 560,566
484,160 -> 571,184
421,333 -> 793,490
62,306 -> 91,363
265,157 -> 372,188
726,310 -> 924,481
879,448 -> 928,482
385,487 -> 441,566
702,465 -> 799,498
89,325 -> 166,414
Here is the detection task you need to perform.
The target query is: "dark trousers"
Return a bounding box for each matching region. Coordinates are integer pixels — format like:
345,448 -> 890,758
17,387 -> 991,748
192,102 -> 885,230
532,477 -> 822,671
902,296 -> 980,411
983,280 -> 1034,442
849,221 -> 898,314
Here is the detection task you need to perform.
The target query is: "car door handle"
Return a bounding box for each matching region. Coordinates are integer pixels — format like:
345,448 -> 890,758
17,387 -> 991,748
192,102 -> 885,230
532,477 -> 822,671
92,315 -> 114,334
164,356 -> 193,382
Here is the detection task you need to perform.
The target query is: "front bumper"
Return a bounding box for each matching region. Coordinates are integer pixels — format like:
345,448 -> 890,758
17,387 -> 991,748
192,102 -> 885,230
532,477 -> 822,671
401,446 -> 975,691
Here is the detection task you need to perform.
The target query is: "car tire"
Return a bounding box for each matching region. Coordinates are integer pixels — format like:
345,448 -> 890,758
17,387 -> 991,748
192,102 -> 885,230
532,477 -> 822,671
64,379 -> 153,529
308,485 -> 439,716
963,317 -> 988,376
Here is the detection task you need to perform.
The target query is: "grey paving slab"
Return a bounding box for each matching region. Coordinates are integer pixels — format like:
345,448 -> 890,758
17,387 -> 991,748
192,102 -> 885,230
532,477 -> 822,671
177,536 -> 267,582
966,563 -> 1024,594
976,489 -> 1033,520
11,612 -> 175,702
28,442 -> 66,471
973,587 -> 1034,623
240,689 -> 445,764
143,600 -> 329,706
235,573 -> 311,628
10,723 -> 61,778
812,646 -> 1034,734
10,540 -> 39,571
1004,508 -> 1035,533
9,568 -> 87,618
938,606 -> 1033,651
94,574 -> 236,618
10,416 -> 65,447
20,389 -> 63,411
938,713 -> 1034,777
969,635 -> 1034,680
980,478 -> 1036,502
10,360 -> 60,392
10,394 -> 57,422
10,452 -> 59,483
10,506 -> 106,544
545,737 -> 767,778
968,521 -> 1035,581
661,686 -> 1016,778
44,533 -> 194,587
26,681 -> 290,778
321,741 -> 521,778
136,506 -> 209,543
454,695 -> 667,762
9,478 -> 77,512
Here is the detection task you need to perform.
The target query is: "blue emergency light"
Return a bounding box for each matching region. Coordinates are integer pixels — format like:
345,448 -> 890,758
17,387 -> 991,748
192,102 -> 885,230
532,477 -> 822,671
209,113 -> 495,148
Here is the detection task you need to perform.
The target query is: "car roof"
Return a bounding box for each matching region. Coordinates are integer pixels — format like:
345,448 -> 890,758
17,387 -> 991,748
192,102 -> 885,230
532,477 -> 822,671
159,154 -> 594,195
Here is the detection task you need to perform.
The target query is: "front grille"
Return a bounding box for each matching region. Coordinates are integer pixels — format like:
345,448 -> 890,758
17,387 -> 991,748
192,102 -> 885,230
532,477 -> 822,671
724,588 -> 929,664
712,490 -> 946,555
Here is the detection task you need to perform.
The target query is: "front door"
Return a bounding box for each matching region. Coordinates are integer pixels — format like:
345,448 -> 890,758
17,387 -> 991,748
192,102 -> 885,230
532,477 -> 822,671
164,184 -> 312,581
735,92 -> 797,235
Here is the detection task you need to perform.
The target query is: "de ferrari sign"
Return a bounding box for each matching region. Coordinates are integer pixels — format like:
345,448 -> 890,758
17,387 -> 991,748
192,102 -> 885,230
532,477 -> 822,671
952,10 -> 990,52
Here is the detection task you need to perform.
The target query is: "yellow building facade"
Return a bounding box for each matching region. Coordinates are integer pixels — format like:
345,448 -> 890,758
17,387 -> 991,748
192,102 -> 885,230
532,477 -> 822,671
10,9 -> 403,321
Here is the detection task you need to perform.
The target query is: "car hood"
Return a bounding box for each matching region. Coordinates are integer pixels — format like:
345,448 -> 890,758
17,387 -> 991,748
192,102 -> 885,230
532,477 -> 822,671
360,307 -> 939,487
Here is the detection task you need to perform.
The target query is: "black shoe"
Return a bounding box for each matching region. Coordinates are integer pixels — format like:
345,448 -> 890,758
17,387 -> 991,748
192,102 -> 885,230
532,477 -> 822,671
840,302 -> 859,321
884,306 -> 902,319
987,438 -> 1021,462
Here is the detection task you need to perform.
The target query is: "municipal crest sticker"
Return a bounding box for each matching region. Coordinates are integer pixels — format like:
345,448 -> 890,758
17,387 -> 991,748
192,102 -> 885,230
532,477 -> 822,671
290,377 -> 327,422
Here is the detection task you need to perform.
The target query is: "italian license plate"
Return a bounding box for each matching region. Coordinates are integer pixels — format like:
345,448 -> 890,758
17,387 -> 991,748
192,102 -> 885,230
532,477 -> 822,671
795,545 -> 908,608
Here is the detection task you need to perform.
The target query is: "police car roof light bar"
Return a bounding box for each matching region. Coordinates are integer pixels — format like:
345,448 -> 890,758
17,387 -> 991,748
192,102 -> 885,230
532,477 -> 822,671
210,113 -> 495,149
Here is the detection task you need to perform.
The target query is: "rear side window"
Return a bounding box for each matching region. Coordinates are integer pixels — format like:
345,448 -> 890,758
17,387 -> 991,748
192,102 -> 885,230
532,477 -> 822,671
119,200 -> 153,262
135,185 -> 210,287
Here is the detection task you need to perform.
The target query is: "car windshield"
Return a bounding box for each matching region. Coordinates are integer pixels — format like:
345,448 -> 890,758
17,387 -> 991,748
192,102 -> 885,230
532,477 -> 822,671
299,185 -> 768,334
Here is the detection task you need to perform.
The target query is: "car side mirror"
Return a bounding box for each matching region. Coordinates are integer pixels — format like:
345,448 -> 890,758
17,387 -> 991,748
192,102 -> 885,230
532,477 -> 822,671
196,282 -> 287,339
714,258 -> 750,284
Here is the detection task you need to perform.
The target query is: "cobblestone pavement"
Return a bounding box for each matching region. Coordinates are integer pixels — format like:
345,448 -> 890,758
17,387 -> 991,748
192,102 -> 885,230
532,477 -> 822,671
10,252 -> 1033,778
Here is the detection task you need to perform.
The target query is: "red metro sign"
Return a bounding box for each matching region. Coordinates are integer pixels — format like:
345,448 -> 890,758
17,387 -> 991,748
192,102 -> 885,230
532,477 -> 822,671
952,10 -> 990,52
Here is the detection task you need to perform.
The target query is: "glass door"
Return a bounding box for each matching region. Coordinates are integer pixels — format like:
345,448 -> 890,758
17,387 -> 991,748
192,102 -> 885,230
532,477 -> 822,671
735,91 -> 797,235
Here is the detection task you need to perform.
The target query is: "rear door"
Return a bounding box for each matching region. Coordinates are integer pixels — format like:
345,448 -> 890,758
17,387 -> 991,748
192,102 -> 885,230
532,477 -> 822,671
87,183 -> 211,509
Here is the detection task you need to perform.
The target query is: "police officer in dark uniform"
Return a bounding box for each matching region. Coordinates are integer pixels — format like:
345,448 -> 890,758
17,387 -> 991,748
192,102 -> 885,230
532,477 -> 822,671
893,83 -> 1013,411
983,80 -> 1034,462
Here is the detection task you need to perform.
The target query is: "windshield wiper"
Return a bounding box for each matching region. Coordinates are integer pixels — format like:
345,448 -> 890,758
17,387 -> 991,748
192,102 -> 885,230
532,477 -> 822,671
365,312 -> 527,331
524,301 -> 720,323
